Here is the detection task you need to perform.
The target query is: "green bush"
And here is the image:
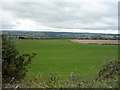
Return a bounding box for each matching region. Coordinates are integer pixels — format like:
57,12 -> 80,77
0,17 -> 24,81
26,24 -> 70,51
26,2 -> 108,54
2,34 -> 36,83
97,59 -> 119,80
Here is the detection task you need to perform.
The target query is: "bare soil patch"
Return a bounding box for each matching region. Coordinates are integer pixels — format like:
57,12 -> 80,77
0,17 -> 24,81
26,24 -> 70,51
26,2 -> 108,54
69,39 -> 120,45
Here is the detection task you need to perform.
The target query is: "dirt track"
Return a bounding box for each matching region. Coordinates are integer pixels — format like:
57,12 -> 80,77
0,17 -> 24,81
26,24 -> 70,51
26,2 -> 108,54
69,39 -> 120,45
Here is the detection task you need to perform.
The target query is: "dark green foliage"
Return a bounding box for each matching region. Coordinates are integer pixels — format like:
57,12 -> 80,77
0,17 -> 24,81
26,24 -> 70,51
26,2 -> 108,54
46,73 -> 59,88
97,59 -> 119,80
2,34 -> 36,83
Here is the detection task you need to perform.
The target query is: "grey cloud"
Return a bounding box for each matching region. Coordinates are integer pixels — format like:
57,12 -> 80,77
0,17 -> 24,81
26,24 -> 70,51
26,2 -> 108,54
2,24 -> 17,29
1,1 -> 118,32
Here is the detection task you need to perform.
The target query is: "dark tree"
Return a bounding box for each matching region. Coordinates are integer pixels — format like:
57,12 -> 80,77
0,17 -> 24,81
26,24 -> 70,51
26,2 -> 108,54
2,34 -> 36,83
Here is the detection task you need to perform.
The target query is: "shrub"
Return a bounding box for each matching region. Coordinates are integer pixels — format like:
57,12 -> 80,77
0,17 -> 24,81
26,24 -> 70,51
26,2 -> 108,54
97,59 -> 119,80
2,34 -> 36,83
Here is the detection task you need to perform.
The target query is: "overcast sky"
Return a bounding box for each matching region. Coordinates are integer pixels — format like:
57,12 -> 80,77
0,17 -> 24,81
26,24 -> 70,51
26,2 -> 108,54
0,0 -> 119,34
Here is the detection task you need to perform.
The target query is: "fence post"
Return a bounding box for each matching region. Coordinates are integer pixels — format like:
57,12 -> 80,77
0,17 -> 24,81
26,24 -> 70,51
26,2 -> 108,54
70,72 -> 75,81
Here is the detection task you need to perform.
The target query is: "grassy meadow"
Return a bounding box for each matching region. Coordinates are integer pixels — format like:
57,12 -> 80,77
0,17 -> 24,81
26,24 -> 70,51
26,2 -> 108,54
15,39 -> 118,80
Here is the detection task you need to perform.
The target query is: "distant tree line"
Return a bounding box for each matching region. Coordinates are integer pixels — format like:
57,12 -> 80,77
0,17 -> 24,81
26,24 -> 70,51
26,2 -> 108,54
16,36 -> 119,40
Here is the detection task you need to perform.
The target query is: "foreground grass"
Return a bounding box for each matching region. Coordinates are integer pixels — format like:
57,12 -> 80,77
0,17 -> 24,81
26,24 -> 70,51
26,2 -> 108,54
15,39 -> 118,80
3,59 -> 119,88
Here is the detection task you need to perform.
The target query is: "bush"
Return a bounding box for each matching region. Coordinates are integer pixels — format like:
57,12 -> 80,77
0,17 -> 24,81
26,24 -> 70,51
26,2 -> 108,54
2,34 -> 36,83
97,59 -> 119,80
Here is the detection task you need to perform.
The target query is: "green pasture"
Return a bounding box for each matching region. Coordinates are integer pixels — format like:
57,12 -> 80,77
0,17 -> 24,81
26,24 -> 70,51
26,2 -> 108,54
15,39 -> 118,80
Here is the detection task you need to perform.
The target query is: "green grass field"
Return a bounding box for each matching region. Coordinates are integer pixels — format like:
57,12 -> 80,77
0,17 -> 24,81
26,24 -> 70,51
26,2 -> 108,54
15,39 -> 118,80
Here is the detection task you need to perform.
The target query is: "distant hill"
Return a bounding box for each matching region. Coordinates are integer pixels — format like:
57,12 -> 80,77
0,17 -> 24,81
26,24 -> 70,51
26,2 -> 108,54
2,30 -> 120,40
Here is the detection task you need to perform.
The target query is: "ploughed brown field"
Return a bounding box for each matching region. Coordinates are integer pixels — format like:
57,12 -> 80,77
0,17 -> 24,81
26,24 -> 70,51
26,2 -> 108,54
69,39 -> 120,45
